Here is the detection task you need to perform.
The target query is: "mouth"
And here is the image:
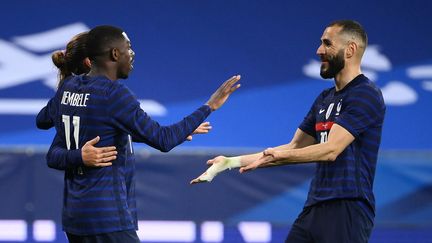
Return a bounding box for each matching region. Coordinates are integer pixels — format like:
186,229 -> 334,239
130,58 -> 134,69
319,55 -> 329,63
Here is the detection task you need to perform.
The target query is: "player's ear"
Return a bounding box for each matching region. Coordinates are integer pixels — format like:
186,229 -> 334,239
346,41 -> 357,59
110,48 -> 119,61
83,58 -> 91,68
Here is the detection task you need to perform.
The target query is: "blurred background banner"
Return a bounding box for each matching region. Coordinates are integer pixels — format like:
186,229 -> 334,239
0,0 -> 431,242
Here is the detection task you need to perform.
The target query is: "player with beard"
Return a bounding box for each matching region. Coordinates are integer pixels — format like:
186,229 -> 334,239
192,20 -> 386,243
44,25 -> 241,243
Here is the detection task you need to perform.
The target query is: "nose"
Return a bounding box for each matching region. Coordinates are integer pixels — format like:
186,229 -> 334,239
316,44 -> 324,56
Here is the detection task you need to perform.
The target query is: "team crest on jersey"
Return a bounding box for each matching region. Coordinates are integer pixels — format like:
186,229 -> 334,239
326,103 -> 334,120
335,100 -> 342,116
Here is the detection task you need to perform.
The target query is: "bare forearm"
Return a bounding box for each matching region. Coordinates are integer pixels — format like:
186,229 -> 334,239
236,153 -> 262,166
275,125 -> 355,165
240,139 -> 315,167
273,141 -> 304,151
275,142 -> 338,164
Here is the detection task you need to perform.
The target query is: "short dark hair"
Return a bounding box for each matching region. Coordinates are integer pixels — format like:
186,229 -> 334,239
87,25 -> 125,60
328,20 -> 368,49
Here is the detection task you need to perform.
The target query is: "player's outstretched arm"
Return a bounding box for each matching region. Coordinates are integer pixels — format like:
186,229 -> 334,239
190,156 -> 241,184
190,152 -> 263,184
239,125 -> 354,173
191,129 -> 319,181
110,75 -> 240,152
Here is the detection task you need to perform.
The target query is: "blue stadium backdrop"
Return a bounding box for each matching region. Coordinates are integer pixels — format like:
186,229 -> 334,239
0,0 -> 431,242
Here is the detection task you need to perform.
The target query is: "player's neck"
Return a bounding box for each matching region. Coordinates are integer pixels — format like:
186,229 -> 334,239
334,65 -> 361,91
88,65 -> 118,81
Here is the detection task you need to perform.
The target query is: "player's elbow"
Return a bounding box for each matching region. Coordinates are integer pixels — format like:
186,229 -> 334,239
45,153 -> 57,169
36,122 -> 52,130
150,142 -> 174,153
323,144 -> 341,162
159,145 -> 174,153
325,152 -> 338,162
155,141 -> 173,152
159,147 -> 171,153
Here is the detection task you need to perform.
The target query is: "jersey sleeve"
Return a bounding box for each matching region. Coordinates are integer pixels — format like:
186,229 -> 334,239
335,86 -> 385,138
46,132 -> 84,170
108,82 -> 211,152
36,98 -> 56,130
298,93 -> 323,137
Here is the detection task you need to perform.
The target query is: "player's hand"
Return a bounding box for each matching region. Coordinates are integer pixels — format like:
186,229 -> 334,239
186,122 -> 212,141
206,75 -> 241,111
190,156 -> 228,184
239,148 -> 278,173
82,136 -> 117,167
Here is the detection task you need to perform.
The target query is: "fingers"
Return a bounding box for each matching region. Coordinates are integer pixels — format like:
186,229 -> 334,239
190,176 -> 209,184
219,75 -> 241,91
207,158 -> 215,165
101,150 -> 117,158
222,75 -> 237,87
190,171 -> 212,184
190,178 -> 205,184
239,163 -> 257,173
93,154 -> 116,166
193,122 -> 212,134
186,135 -> 193,141
206,155 -> 225,165
223,75 -> 241,90
83,146 -> 117,167
227,75 -> 241,84
229,83 -> 241,93
239,158 -> 262,173
86,136 -> 100,146
99,146 -> 117,153
95,161 -> 113,167
263,148 -> 277,159
195,127 -> 211,134
206,74 -> 241,111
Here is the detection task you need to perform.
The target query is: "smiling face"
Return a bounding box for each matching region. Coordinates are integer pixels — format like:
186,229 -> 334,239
316,26 -> 347,79
116,32 -> 135,79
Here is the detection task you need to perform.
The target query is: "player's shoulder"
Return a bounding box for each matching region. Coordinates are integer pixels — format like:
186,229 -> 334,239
348,75 -> 385,106
107,80 -> 133,95
79,75 -> 128,95
317,86 -> 335,101
348,75 -> 381,96
352,74 -> 380,91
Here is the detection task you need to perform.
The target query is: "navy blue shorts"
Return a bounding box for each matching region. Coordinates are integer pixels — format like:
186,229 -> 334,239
66,230 -> 140,243
286,199 -> 373,243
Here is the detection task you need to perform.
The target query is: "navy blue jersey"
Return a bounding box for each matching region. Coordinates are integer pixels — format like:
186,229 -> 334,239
41,74 -> 211,235
36,98 -> 55,130
299,74 -> 385,221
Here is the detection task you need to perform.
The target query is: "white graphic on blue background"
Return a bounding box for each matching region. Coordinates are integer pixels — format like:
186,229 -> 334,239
0,23 -> 166,116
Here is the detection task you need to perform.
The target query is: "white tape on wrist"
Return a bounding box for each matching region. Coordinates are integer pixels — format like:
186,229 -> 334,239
198,157 -> 241,182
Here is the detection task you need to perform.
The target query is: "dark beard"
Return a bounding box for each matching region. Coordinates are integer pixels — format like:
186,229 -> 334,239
320,49 -> 345,79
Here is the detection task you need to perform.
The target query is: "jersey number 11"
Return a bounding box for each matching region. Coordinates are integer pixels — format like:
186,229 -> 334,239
62,115 -> 80,150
